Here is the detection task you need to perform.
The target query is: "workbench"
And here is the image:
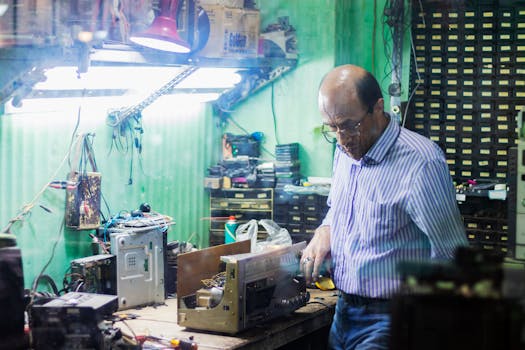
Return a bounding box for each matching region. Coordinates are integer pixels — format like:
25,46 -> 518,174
114,289 -> 338,350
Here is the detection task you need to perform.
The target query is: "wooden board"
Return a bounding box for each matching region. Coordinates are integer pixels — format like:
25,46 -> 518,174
114,289 -> 338,350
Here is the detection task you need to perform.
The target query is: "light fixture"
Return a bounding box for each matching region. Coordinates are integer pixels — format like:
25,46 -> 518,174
32,66 -> 242,91
129,0 -> 190,53
177,68 -> 242,89
0,4 -> 8,17
6,66 -> 244,114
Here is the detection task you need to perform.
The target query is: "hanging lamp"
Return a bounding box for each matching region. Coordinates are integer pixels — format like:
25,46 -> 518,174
130,0 -> 191,53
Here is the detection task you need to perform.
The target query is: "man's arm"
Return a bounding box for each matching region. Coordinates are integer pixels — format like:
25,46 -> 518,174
408,158 -> 468,260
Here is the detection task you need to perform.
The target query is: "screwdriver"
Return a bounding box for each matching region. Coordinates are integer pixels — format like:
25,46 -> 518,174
170,338 -> 198,350
137,335 -> 198,349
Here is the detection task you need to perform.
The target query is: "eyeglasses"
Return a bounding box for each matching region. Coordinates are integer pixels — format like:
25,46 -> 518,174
321,112 -> 369,144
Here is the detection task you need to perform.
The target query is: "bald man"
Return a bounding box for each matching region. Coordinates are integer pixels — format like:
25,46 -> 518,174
300,65 -> 467,349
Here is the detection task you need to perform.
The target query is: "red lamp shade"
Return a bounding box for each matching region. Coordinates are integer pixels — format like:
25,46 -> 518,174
130,0 -> 191,53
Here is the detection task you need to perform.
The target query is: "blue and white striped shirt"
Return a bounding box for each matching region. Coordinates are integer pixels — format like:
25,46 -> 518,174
322,117 -> 468,298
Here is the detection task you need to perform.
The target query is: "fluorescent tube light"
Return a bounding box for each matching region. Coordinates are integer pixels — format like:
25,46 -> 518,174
33,66 -> 242,91
0,4 -> 8,17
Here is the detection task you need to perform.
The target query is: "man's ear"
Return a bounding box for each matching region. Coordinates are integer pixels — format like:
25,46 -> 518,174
375,98 -> 385,113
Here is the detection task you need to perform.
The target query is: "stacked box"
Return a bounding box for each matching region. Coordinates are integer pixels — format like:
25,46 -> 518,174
198,5 -> 260,58
273,191 -> 328,244
275,143 -> 301,189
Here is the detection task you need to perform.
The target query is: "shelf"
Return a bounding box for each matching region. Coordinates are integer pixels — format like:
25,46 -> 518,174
0,43 -> 297,111
456,181 -> 508,202
456,189 -> 507,202
209,188 -> 274,246
89,43 -> 297,68
90,45 -> 299,113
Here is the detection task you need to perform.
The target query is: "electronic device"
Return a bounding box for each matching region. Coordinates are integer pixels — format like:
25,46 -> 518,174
0,234 -> 25,350
177,241 -> 309,334
509,107 -> 525,259
30,292 -> 118,350
390,247 -> 524,350
109,215 -> 171,310
69,254 -> 116,295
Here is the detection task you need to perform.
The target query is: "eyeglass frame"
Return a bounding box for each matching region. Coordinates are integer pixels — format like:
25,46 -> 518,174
321,110 -> 370,144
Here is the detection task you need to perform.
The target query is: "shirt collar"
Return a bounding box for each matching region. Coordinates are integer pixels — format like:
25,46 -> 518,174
361,114 -> 400,165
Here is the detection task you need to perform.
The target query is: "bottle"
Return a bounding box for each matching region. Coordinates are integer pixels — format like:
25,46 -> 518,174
224,216 -> 238,244
89,233 -> 99,255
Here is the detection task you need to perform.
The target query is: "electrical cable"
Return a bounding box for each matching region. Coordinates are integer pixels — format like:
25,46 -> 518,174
402,0 -> 424,128
119,319 -> 138,344
62,267 -> 85,294
372,0 -> 377,74
67,99 -> 83,169
382,0 -> 403,91
75,281 -> 85,292
226,115 -> 250,135
100,193 -> 112,222
381,0 -> 411,89
76,133 -> 106,228
3,126 -> 96,233
380,1 -> 394,87
417,0 -> 426,27
2,93 -> 97,234
227,116 -> 276,159
128,131 -> 134,185
26,219 -> 65,313
381,0 -> 417,120
32,218 -> 65,294
31,274 -> 59,296
1,147 -> 72,233
271,82 -> 280,145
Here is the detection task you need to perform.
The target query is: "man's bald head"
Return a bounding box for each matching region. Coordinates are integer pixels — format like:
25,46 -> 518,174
318,65 -> 383,115
317,65 -> 388,160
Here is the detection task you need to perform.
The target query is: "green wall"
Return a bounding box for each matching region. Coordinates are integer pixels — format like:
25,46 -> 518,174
0,0 -> 403,290
225,0 -> 404,177
0,103 -> 216,290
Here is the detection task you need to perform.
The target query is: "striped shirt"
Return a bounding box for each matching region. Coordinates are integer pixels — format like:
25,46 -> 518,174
321,116 -> 468,298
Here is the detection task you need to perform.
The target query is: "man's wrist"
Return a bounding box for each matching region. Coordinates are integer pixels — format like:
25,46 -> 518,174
316,225 -> 330,235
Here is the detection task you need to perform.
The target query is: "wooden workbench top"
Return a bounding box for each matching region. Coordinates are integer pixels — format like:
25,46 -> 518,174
114,289 -> 338,350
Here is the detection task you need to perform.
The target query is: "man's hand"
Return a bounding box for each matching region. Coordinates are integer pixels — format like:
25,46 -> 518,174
300,225 -> 331,284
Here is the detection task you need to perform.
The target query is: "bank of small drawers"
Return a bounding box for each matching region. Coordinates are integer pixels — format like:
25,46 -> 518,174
208,188 -> 273,246
273,190 -> 329,244
409,1 -> 522,255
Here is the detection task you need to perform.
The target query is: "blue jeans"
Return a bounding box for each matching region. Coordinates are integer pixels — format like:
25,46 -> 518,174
328,294 -> 391,350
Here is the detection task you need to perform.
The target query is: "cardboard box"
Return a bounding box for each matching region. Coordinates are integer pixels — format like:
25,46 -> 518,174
198,0 -> 244,8
204,176 -> 223,189
259,30 -> 298,59
198,5 -> 260,58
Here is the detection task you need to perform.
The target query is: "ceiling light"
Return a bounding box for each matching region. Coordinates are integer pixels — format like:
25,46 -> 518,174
33,66 -> 184,91
0,4 -> 8,17
7,65 -> 244,114
4,95 -> 139,115
129,0 -> 190,53
176,68 -> 242,88
33,66 -> 243,91
144,93 -> 221,113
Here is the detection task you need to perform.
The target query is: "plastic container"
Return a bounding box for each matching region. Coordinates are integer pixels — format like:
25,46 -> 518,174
224,216 -> 238,244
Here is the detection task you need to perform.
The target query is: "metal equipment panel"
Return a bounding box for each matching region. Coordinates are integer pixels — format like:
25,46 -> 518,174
110,228 -> 165,310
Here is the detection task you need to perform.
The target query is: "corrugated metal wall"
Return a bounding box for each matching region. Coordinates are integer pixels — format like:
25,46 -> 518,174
0,97 -> 219,288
